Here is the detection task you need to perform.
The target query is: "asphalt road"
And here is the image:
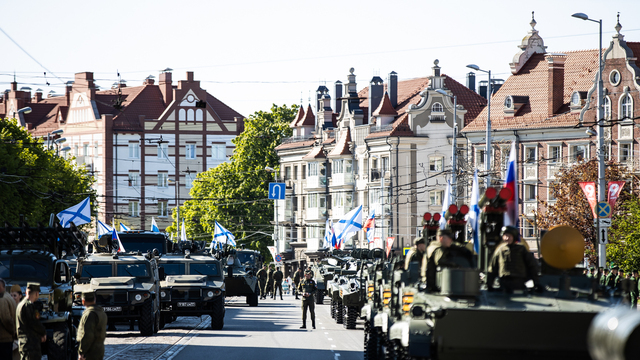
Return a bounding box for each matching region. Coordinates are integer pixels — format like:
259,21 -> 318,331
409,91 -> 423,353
102,293 -> 364,360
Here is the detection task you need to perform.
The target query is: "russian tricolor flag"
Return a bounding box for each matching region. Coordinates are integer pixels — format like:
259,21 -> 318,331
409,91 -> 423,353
503,141 -> 518,226
363,210 -> 375,244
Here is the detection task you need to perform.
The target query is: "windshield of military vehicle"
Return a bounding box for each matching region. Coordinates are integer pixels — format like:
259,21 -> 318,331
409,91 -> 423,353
236,252 -> 256,265
162,263 -> 186,275
0,256 -> 50,284
116,233 -> 167,254
117,263 -> 150,277
190,263 -> 219,276
81,264 -> 112,278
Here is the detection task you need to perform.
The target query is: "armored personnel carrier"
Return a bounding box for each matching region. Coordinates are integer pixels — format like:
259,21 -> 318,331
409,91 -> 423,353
158,240 -> 225,329
221,248 -> 262,306
0,218 -> 85,360
74,236 -> 162,336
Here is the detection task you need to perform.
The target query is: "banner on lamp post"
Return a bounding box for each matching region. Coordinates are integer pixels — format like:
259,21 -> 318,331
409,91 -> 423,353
385,237 -> 395,257
607,181 -> 625,215
578,182 -> 597,218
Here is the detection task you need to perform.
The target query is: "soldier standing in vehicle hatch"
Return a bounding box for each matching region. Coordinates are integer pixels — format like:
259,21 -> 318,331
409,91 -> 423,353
298,270 -> 317,329
256,265 -> 268,300
16,283 -> 46,360
77,291 -> 108,360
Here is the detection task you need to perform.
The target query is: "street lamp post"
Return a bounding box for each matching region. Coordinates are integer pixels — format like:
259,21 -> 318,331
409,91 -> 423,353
169,178 -> 180,240
466,65 -> 492,188
572,12 -> 606,268
436,89 -> 458,203
265,166 -> 279,253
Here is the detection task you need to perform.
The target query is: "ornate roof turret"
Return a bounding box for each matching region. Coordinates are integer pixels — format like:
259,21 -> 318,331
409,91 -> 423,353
509,11 -> 548,75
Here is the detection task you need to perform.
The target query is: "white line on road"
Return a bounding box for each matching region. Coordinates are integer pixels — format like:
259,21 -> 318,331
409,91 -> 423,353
328,338 -> 333,341
155,318 -> 210,360
334,354 -> 341,360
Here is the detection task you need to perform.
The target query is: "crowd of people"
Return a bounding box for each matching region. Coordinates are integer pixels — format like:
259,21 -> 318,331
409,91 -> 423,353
585,266 -> 639,308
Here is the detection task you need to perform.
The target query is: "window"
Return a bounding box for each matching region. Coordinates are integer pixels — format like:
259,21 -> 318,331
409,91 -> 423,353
571,144 -> 586,162
185,144 -> 196,159
620,143 -> 631,163
501,146 -> 511,170
372,158 -> 378,170
74,145 -> 79,157
284,166 -> 292,180
83,144 -> 89,157
525,147 -> 536,163
548,146 -> 560,164
523,221 -> 535,238
158,172 -> 168,188
429,156 -> 444,172
431,102 -> 443,113
308,162 -> 318,177
621,94 -> 633,119
381,157 -> 389,172
333,159 -> 344,174
476,149 -> 485,167
302,165 -> 306,179
604,97 -> 611,120
293,166 -> 298,180
129,142 -> 139,158
307,226 -> 318,239
548,183 -> 557,201
429,190 -> 442,206
345,160 -> 353,174
158,143 -> 168,159
525,184 -> 536,201
610,69 -> 621,86
504,96 -> 513,109
308,193 -> 317,208
571,92 -> 580,106
129,201 -> 139,217
332,192 -> 352,208
128,171 -> 138,187
185,172 -> 196,188
212,144 -> 226,159
158,201 -> 168,217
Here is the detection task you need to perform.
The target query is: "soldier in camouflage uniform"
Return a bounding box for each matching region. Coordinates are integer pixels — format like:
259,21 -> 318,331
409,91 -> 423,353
16,283 -> 46,360
298,270 -> 317,329
404,237 -> 427,270
293,267 -> 303,300
487,226 -> 541,293
266,265 -> 275,299
273,267 -> 284,300
77,291 -> 108,360
422,229 -> 473,291
599,268 -> 610,290
631,270 -> 639,309
256,265 -> 268,300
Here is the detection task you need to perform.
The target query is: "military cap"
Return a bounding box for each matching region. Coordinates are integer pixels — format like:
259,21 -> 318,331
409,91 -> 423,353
501,226 -> 520,239
414,237 -> 426,246
612,265 -> 620,270
26,282 -> 40,292
82,291 -> 96,302
437,229 -> 453,239
10,284 -> 22,294
305,269 -> 313,275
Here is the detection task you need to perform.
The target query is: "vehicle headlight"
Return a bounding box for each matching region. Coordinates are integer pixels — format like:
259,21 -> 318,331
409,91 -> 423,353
135,294 -> 142,301
207,291 -> 214,298
161,291 -> 166,298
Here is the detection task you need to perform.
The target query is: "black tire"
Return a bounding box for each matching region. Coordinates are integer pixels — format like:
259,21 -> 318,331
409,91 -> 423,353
139,301 -> 155,336
344,306 -> 357,329
365,324 -> 380,360
330,300 -> 336,319
335,301 -> 344,324
47,322 -> 70,360
154,311 -> 160,333
315,291 -> 324,305
159,313 -> 166,330
210,298 -> 225,330
248,285 -> 259,307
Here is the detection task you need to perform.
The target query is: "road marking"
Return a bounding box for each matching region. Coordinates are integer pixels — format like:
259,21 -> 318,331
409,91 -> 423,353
328,338 -> 333,341
334,354 -> 341,360
324,332 -> 329,335
331,345 -> 336,348
321,327 -> 326,329
156,318 -> 210,360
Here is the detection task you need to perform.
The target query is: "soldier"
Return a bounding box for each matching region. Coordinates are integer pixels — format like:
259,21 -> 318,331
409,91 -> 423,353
293,267 -> 303,300
631,270 -> 639,309
77,291 -> 108,360
273,267 -> 284,300
0,278 -> 16,360
298,270 -> 317,329
256,265 -> 268,300
487,226 -> 541,293
16,283 -> 46,360
600,268 -> 610,289
605,266 -> 619,292
266,265 -> 275,299
404,237 -> 427,270
422,229 -> 473,291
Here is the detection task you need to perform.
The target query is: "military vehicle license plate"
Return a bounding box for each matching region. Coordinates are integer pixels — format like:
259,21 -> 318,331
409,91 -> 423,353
104,306 -> 122,312
177,302 -> 196,307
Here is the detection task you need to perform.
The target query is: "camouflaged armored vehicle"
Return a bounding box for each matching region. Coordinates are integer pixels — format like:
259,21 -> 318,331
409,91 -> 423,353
74,249 -> 162,336
222,248 -> 262,306
158,241 -> 225,329
0,219 -> 86,360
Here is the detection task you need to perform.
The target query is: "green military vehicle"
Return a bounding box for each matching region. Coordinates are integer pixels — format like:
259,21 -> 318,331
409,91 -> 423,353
104,230 -> 174,254
0,219 -> 85,360
158,241 -> 225,329
73,248 -> 162,336
221,248 -> 262,306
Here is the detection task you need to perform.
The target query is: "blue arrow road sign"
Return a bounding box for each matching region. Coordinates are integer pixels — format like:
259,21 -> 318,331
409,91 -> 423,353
597,201 -> 611,218
268,183 -> 286,200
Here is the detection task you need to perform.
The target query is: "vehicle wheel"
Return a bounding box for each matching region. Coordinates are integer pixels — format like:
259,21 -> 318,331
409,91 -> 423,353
47,322 -> 69,360
365,324 -> 379,360
335,301 -> 344,324
139,301 -> 155,336
330,299 -> 336,319
315,291 -> 324,305
154,311 -> 160,333
248,285 -> 259,307
210,298 -> 225,330
344,306 -> 358,329
159,313 -> 166,330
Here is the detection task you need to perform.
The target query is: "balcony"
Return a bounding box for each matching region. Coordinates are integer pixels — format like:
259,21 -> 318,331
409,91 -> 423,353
329,172 -> 354,187
305,175 -> 327,190
306,207 -> 327,221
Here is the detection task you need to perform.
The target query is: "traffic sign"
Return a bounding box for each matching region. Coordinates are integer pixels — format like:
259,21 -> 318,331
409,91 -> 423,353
597,201 -> 611,218
403,247 -> 410,256
600,227 -> 608,244
268,183 -> 286,200
275,254 -> 282,263
597,218 -> 612,228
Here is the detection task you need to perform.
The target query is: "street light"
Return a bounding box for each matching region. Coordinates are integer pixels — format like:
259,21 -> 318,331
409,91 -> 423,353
572,12 -> 606,268
435,89 -> 458,203
265,166 -> 279,253
466,64 -> 492,188
168,178 -> 180,240
15,107 -> 32,127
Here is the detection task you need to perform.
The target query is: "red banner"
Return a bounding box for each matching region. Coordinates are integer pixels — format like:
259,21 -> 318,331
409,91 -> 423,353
385,237 -> 395,257
607,181 -> 625,215
579,182 -> 597,218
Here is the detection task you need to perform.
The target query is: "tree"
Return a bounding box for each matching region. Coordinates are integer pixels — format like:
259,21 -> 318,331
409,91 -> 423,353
537,159 -> 638,265
608,195 -> 640,271
0,118 -> 96,225
168,104 -> 297,260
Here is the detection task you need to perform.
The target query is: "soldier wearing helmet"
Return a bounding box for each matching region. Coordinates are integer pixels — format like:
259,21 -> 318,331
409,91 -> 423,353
487,226 -> 541,293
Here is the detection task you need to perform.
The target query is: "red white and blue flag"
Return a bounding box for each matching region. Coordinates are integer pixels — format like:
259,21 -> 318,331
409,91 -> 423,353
112,227 -> 126,253
504,141 -> 518,226
363,210 -> 376,244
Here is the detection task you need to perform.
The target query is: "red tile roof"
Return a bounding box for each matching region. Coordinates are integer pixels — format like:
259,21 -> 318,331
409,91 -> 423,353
291,106 -> 305,127
298,104 -> 315,127
275,139 -> 315,151
372,92 -> 397,116
328,128 -> 352,157
302,146 -> 326,160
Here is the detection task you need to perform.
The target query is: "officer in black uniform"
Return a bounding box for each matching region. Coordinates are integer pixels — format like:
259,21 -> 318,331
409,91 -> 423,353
298,270 -> 317,329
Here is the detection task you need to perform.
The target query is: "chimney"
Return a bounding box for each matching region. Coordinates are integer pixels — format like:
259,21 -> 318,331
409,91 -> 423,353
186,71 -> 194,81
368,76 -> 384,122
144,76 -> 155,85
65,81 -> 73,106
466,72 -> 476,92
159,71 -> 173,105
334,81 -> 343,115
479,80 -> 488,99
11,81 -> 17,91
546,54 -> 566,116
33,89 -> 43,102
388,71 -> 397,108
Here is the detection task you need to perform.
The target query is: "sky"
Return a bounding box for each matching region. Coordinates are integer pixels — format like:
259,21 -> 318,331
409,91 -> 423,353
2,0 -> 639,118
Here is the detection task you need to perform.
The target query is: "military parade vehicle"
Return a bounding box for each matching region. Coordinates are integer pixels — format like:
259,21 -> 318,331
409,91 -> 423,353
0,217 -> 85,360
311,250 -> 345,304
338,249 -> 372,329
158,240 -> 226,330
74,235 -> 162,336
105,230 -> 174,254
220,247 -> 262,306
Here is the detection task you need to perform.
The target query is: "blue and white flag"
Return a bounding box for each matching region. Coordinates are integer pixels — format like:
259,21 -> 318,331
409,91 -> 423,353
57,197 -> 91,228
180,220 -> 187,241
119,222 -> 130,232
439,181 -> 452,229
151,217 -> 159,232
97,220 -> 113,237
323,220 -> 334,249
467,170 -> 480,254
333,205 -> 363,249
214,221 -> 236,247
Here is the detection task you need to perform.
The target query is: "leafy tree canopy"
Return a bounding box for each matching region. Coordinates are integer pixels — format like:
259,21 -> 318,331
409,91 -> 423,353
608,195 -> 640,272
0,118 -> 96,225
167,104 -> 297,261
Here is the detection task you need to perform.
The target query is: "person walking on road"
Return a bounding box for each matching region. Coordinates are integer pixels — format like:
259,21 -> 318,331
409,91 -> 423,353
0,278 -> 16,360
16,283 -> 46,360
293,267 -> 303,300
298,270 -> 317,329
266,265 -> 275,299
256,265 -> 268,300
77,291 -> 108,360
273,267 -> 284,300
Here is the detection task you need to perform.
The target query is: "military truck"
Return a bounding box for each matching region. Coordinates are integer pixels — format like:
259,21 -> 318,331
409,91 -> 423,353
221,248 -> 262,306
73,248 -> 162,336
0,219 -> 85,360
98,230 -> 174,254
158,240 -> 225,329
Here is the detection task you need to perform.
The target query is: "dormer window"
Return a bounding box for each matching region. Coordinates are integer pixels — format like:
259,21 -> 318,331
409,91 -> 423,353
571,92 -> 580,105
569,91 -> 587,112
504,96 -> 513,109
503,95 -> 528,116
431,102 -> 443,113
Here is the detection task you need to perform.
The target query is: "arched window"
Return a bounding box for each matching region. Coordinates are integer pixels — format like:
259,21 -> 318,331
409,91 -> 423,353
179,109 -> 186,121
621,94 -> 633,119
604,96 -> 611,120
504,96 -> 513,109
195,109 -> 203,121
187,109 -> 194,121
571,92 -> 580,105
431,102 -> 443,113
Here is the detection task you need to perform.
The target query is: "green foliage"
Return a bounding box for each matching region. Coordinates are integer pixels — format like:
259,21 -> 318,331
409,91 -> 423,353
168,104 -> 297,260
608,195 -> 640,272
0,118 -> 96,225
